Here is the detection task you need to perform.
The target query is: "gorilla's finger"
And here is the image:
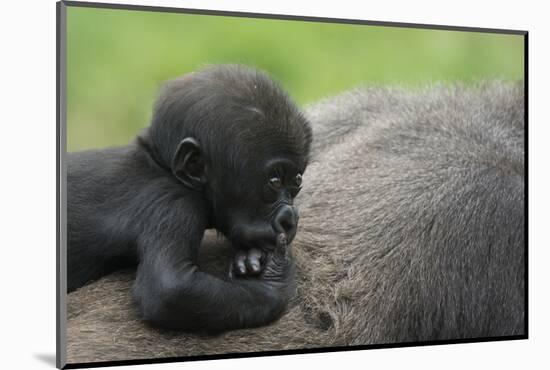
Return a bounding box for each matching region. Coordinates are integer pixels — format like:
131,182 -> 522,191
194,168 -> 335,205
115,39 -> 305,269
234,250 -> 247,275
245,248 -> 264,274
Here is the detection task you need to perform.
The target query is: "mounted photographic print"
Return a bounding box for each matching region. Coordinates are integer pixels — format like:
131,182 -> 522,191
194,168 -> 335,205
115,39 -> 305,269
56,1 -> 527,368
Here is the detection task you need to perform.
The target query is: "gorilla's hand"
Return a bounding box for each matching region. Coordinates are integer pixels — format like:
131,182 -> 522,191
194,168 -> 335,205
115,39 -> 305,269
230,233 -> 292,279
231,248 -> 266,276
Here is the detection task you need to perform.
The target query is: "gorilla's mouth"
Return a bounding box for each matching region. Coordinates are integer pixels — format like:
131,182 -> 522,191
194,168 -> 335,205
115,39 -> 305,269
228,224 -> 297,252
225,203 -> 299,251
228,222 -> 283,251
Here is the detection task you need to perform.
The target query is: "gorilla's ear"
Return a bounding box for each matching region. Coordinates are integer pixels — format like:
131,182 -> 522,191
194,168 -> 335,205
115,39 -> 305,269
171,137 -> 207,190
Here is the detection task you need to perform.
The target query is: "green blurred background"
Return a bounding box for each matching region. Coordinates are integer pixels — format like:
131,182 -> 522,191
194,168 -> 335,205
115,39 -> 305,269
67,6 -> 524,151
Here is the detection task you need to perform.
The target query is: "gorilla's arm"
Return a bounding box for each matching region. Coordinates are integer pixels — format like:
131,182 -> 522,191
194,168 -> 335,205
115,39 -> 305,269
133,199 -> 294,332
67,235 -> 318,362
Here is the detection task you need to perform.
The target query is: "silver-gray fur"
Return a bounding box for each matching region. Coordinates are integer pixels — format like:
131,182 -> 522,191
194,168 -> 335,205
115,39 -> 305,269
66,81 -> 525,363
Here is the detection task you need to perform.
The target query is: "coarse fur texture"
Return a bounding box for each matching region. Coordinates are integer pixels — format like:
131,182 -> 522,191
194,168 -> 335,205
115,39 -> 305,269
66,81 -> 525,363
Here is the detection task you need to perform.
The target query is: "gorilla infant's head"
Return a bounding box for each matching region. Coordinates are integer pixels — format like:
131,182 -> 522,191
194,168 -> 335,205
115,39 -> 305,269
146,64 -> 312,249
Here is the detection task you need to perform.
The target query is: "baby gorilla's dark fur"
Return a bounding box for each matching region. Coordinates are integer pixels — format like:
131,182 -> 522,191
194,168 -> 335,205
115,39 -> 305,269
66,81 -> 525,364
67,65 -> 312,332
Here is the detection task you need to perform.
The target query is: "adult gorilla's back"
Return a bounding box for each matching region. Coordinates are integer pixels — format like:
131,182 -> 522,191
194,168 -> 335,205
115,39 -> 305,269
66,82 -> 525,363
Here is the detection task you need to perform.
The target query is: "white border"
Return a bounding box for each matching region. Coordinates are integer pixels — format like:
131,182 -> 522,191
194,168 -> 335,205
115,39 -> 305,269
2,0 -> 548,369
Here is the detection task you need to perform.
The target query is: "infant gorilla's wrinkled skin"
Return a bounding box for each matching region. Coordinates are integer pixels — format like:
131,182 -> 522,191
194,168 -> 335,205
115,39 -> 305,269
67,64 -> 312,332
66,81 -> 525,365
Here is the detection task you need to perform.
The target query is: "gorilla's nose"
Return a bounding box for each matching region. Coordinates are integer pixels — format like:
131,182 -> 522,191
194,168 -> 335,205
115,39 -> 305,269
272,205 -> 299,243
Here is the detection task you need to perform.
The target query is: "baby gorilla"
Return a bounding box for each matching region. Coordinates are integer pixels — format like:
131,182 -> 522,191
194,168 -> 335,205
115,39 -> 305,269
67,64 -> 312,332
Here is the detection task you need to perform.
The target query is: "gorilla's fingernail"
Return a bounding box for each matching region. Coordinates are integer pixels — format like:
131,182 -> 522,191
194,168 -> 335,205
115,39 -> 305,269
239,266 -> 246,274
252,264 -> 259,272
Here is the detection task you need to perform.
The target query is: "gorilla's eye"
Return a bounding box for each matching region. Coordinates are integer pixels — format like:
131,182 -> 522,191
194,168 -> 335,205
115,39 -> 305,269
269,177 -> 283,189
294,173 -> 302,187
